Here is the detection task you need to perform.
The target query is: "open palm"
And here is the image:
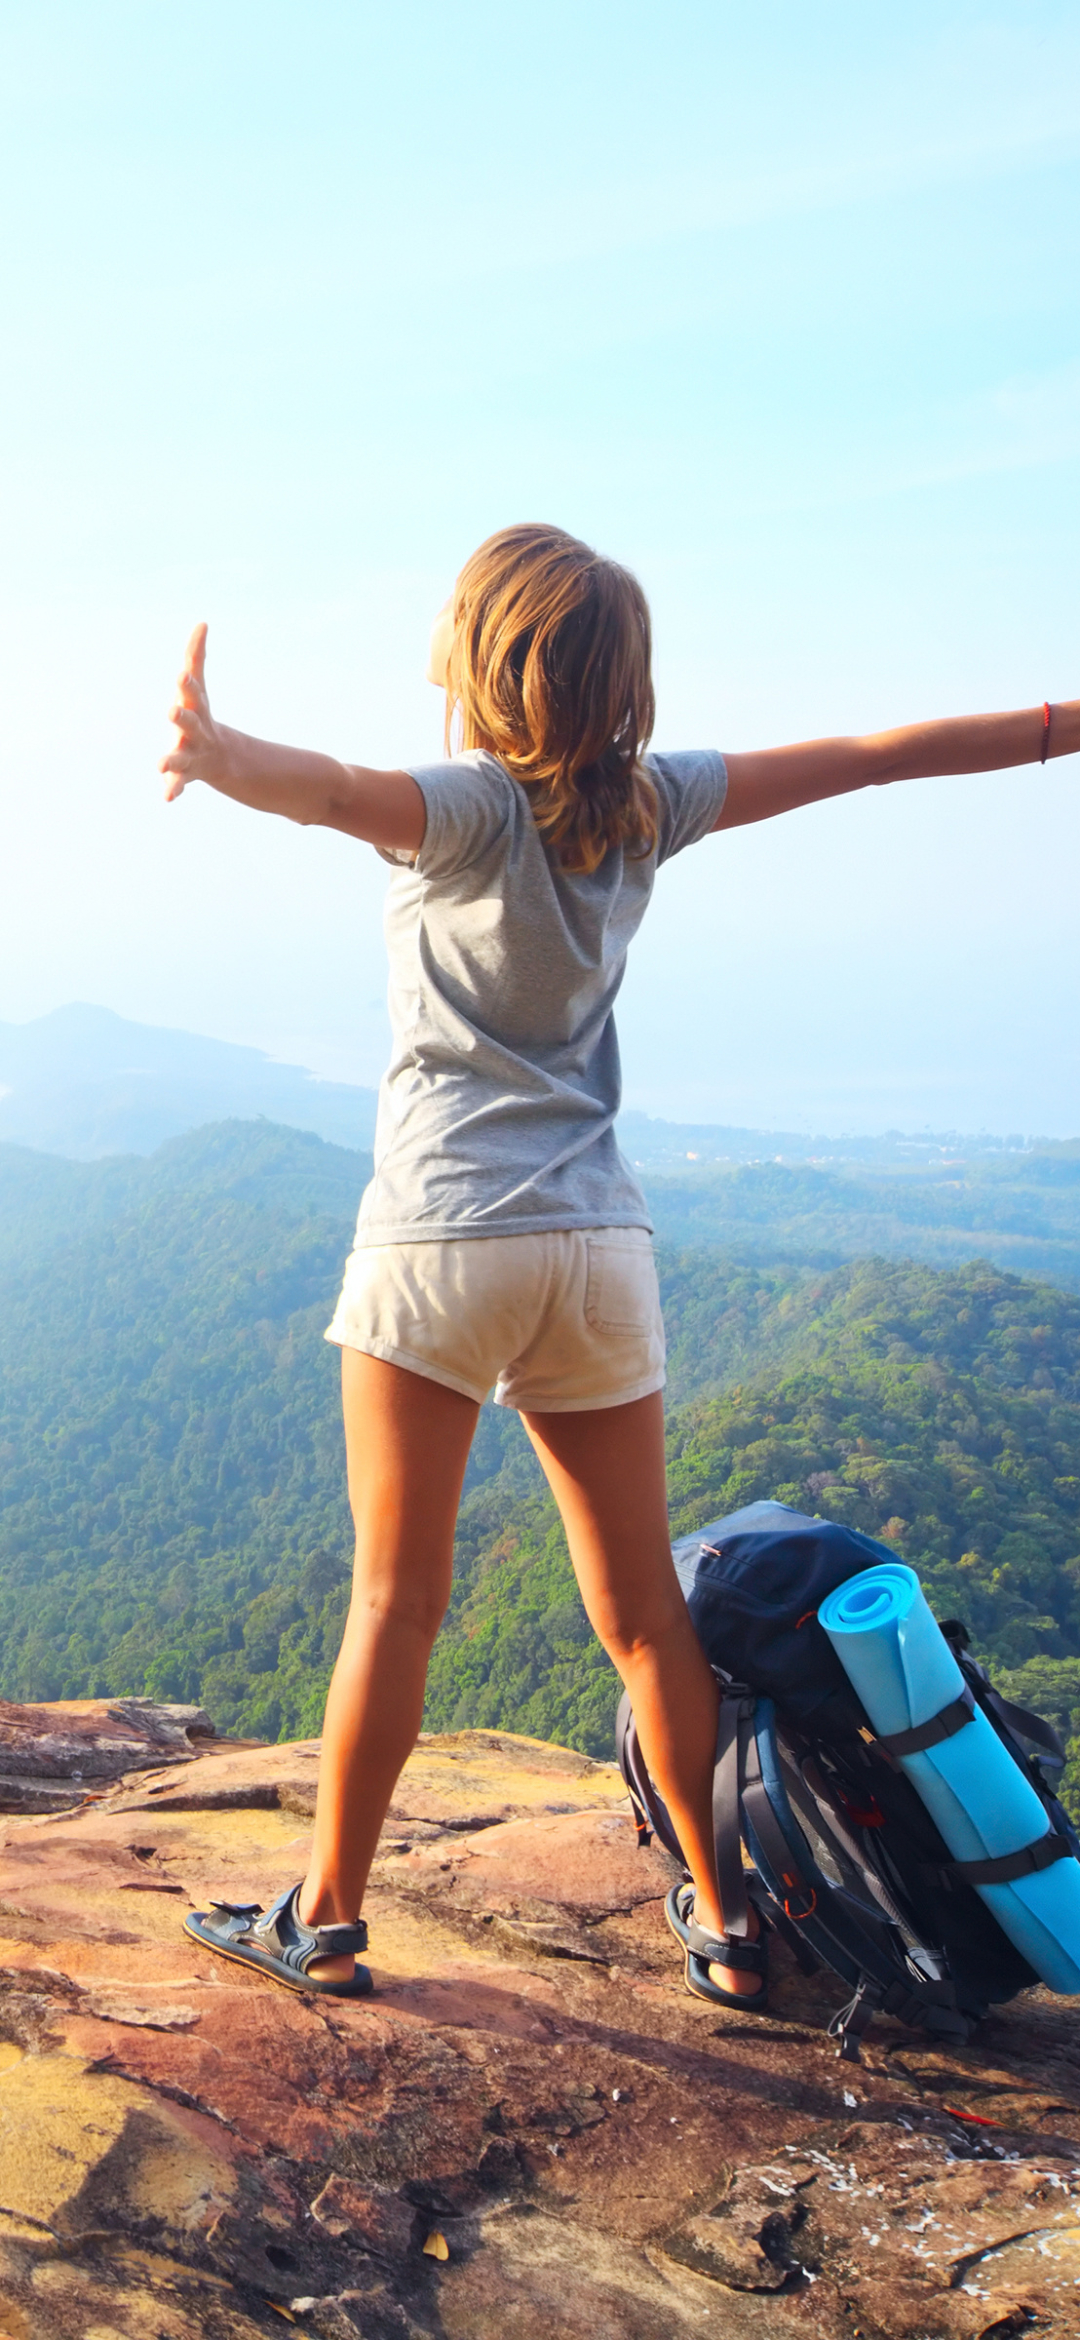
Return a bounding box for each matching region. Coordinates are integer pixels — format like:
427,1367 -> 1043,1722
160,622 -> 223,799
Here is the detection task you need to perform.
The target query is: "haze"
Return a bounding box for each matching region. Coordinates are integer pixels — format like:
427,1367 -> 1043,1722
1,2 -> 1078,1133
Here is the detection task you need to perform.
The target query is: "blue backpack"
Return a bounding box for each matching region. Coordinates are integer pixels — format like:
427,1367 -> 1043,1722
616,1501 -> 1076,2061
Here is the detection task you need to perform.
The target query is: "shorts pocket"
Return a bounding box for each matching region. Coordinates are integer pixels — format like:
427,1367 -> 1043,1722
584,1236 -> 658,1336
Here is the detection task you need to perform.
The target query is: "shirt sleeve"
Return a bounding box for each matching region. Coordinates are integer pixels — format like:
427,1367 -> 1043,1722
385,754 -> 515,879
647,750 -> 728,864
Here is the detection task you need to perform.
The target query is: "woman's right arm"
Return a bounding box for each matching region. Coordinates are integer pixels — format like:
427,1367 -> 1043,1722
716,698 -> 1080,830
160,623 -> 426,854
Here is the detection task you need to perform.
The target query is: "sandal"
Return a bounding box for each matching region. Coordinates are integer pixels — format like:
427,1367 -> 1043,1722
184,1882 -> 373,1998
664,1880 -> 770,2011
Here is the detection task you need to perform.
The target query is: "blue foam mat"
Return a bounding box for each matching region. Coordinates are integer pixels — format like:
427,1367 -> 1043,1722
819,1565 -> 1080,1996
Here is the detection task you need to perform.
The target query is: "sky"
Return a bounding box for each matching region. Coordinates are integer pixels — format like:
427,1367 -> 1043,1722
1,0 -> 1078,1134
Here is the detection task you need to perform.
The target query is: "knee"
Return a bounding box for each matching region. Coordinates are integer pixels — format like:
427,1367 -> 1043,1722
345,1573 -> 448,1651
590,1596 -> 684,1672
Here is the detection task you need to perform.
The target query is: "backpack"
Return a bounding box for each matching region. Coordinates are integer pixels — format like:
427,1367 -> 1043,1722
616,1500 -> 1077,2061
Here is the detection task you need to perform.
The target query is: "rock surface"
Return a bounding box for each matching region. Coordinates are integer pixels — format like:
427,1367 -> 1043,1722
0,1712 -> 1076,2337
0,1696 -> 217,1813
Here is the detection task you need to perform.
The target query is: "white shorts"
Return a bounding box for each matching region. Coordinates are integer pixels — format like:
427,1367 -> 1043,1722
324,1226 -> 665,1412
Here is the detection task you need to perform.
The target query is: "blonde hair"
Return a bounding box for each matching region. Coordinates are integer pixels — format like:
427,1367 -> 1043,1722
446,523 -> 657,875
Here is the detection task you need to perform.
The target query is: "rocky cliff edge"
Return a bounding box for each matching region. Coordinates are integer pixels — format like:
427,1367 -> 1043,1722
0,1701 -> 1077,2339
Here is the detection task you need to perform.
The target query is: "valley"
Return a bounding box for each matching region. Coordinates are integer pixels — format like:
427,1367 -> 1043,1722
1,1122 -> 1078,1811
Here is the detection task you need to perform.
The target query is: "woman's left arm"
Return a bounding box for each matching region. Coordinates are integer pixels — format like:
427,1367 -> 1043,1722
716,698 -> 1080,830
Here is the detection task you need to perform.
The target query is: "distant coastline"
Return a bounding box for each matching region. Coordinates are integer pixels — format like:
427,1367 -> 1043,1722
2,1003 -> 1075,1167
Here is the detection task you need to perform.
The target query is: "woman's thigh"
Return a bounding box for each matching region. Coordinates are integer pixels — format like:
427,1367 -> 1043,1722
519,1391 -> 685,1651
341,1350 -> 478,1635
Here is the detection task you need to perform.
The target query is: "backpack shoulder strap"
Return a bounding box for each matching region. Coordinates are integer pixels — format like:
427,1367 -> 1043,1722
712,1693 -> 754,1938
614,1693 -> 654,1847
740,1712 -> 819,1925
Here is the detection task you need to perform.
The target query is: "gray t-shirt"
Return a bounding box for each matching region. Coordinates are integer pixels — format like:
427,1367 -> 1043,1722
353,748 -> 727,1244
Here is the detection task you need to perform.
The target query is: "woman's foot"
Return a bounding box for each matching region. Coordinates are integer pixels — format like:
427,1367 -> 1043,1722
665,1882 -> 770,2010
183,1884 -> 372,1998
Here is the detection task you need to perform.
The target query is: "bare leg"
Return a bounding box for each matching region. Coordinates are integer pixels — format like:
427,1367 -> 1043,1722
521,1391 -> 758,1994
298,1352 -> 478,1978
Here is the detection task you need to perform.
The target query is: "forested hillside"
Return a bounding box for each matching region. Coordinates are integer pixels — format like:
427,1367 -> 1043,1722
1,1123 -> 1079,1809
642,1151 -> 1080,1291
4,1110 -> 1080,1289
428,1260 -> 1080,1793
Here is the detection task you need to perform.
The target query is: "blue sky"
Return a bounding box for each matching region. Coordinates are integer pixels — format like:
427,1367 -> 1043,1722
1,1 -> 1078,1131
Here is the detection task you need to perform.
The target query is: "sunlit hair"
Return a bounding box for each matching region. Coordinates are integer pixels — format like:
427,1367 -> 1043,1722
446,524 -> 657,874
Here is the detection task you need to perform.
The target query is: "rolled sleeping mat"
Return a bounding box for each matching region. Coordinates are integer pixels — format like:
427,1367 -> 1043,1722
818,1564 -> 1080,1995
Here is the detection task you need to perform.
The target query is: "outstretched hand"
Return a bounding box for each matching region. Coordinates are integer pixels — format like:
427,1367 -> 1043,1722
160,623 -> 223,800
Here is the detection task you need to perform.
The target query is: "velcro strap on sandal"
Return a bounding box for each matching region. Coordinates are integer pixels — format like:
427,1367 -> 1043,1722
686,1924 -> 765,1972
876,1685 -> 975,1757
925,1830 -> 1073,1890
208,1900 -> 263,1918
311,1918 -> 369,1954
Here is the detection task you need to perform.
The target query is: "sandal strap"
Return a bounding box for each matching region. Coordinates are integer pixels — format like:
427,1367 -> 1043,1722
685,1949 -> 769,2010
686,1923 -> 767,1972
251,1884 -> 368,1975
209,1899 -> 263,1918
309,1918 -> 369,1955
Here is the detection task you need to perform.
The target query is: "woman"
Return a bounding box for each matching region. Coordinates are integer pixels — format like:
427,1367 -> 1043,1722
165,522 -> 1076,2008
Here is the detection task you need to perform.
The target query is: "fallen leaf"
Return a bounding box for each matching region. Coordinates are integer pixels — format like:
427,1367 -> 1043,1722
423,2229 -> 450,2261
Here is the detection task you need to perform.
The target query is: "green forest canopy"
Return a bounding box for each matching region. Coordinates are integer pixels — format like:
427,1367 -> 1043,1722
1,1122 -> 1079,1809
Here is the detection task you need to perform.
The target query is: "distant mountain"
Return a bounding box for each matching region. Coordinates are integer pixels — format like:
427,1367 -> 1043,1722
616,1110 -> 1046,1172
3,1005 -> 1073,1175
0,1004 -> 380,1158
3,1005 -> 1080,1289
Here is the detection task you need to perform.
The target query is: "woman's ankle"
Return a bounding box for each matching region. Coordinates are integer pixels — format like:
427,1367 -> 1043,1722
691,1891 -> 725,1939
297,1878 -> 358,1929
691,1888 -> 759,1944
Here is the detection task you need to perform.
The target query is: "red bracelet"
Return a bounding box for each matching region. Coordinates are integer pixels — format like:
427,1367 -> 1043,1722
1041,701 -> 1052,764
